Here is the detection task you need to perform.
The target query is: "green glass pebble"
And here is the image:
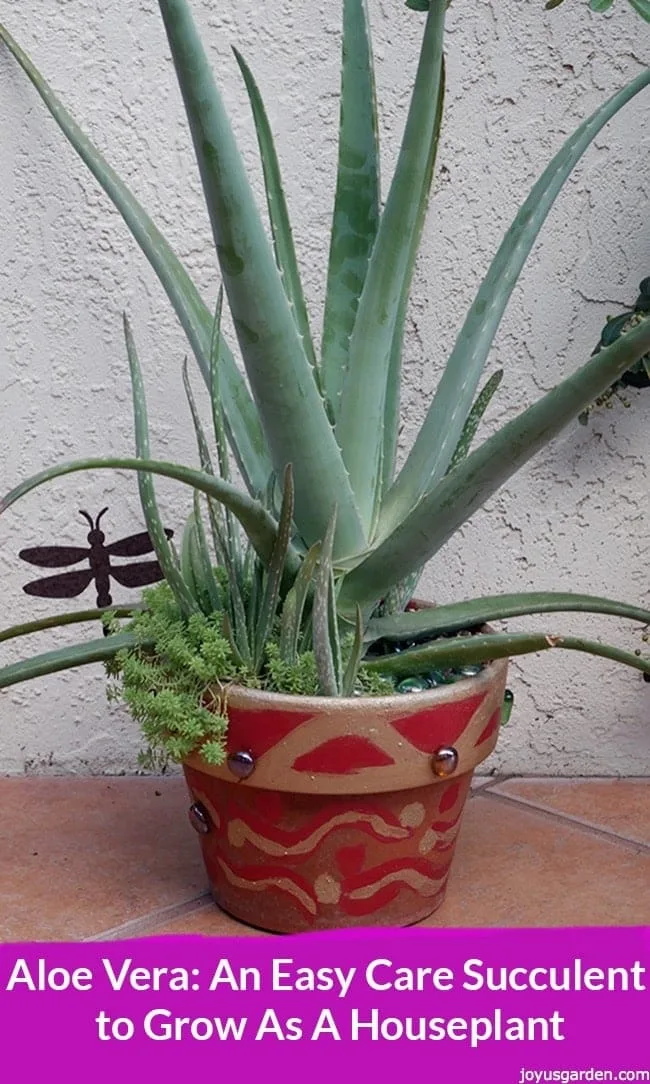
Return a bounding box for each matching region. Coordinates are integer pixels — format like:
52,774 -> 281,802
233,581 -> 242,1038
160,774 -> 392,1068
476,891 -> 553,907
427,669 -> 453,687
396,676 -> 430,694
500,688 -> 515,726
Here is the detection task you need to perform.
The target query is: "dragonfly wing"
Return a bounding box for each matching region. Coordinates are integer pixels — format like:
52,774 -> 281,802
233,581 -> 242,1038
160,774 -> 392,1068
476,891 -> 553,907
22,569 -> 95,599
110,560 -> 166,589
106,529 -> 173,557
19,546 -> 89,568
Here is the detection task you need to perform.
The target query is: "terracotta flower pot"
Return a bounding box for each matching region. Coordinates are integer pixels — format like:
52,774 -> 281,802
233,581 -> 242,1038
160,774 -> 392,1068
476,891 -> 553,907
182,650 -> 508,933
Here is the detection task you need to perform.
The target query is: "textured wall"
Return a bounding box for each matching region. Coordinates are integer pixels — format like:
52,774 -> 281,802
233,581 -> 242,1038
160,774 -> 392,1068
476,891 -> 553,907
0,0 -> 648,776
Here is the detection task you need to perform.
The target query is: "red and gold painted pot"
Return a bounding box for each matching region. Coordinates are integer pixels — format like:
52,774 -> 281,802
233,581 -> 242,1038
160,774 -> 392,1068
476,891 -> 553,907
182,656 -> 508,933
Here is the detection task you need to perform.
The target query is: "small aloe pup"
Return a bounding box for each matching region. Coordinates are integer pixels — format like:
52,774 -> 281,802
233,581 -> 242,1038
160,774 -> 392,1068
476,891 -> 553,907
0,0 -> 649,736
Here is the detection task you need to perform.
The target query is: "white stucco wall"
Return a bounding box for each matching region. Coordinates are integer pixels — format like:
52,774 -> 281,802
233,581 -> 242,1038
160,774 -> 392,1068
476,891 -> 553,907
0,0 -> 648,776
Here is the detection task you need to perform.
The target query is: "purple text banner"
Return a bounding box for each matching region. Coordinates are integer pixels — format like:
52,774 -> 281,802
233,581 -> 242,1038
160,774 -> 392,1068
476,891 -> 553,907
1,927 -> 649,1082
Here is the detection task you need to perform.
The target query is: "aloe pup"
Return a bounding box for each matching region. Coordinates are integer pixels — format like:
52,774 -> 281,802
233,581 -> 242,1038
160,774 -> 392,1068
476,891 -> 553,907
0,0 -> 648,746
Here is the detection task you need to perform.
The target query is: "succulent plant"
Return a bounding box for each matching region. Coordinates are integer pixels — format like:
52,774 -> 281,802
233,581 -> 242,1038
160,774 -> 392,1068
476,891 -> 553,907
0,0 -> 649,707
579,278 -> 650,423
545,0 -> 650,20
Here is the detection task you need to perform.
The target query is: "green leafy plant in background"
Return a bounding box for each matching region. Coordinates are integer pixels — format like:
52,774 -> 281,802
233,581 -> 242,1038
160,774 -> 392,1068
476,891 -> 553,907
580,278 -> 650,423
0,0 -> 649,767
545,0 -> 650,20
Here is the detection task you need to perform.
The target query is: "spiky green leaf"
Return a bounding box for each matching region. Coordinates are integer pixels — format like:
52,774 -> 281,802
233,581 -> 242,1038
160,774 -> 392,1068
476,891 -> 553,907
321,0 -> 380,418
628,0 -> 650,20
342,605 -> 365,695
253,465 -> 295,669
366,592 -> 650,643
233,47 -> 317,371
0,631 -> 149,691
0,456 -> 300,577
380,67 -> 650,536
312,509 -> 339,695
124,314 -> 198,617
342,312 -> 650,608
336,0 -> 446,530
158,0 -> 365,557
447,369 -> 503,473
0,21 -> 269,494
279,543 -> 321,665
0,607 -> 141,645
381,59 -> 446,504
363,631 -> 650,678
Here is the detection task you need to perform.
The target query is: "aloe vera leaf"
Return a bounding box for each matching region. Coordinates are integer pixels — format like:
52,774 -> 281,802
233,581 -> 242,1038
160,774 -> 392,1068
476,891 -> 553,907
232,48 -> 317,371
380,66 -> 650,535
158,0 -> 365,558
279,543 -> 321,665
446,369 -> 503,473
0,607 -> 141,645
362,630 -> 650,678
336,0 -> 446,530
342,313 -> 650,608
253,466 -> 295,669
342,605 -> 365,696
0,456 -> 300,578
312,509 -> 339,695
0,21 -> 269,494
366,592 -> 650,642
321,0 -> 381,418
380,58 -> 446,503
191,494 -> 224,612
204,500 -> 252,667
0,631 -> 150,691
209,288 -> 231,484
182,358 -> 214,474
124,315 -> 198,617
182,355 -> 228,567
329,570 -> 343,691
246,556 -> 264,644
209,289 -> 241,571
219,610 -> 246,668
179,512 -> 204,609
381,571 -> 422,616
628,0 -> 650,20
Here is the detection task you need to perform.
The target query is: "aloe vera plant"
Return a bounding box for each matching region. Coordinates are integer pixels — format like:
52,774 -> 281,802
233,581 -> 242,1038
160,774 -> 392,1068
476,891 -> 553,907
0,0 -> 649,712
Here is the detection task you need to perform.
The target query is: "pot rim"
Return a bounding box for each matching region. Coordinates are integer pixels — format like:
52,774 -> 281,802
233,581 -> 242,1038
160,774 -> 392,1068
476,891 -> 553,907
212,654 -> 506,714
210,613 -> 505,714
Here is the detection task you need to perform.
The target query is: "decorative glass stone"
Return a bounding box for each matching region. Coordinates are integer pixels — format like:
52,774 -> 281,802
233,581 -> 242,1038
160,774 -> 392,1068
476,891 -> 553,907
227,749 -> 256,779
501,688 -> 515,726
435,669 -> 455,685
431,746 -> 459,778
396,676 -> 430,694
458,664 -> 483,678
188,802 -> 211,835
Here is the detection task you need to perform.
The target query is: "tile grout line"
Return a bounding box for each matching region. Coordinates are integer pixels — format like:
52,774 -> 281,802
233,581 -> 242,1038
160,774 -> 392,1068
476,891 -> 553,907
86,893 -> 213,942
477,788 -> 650,856
471,774 -> 510,792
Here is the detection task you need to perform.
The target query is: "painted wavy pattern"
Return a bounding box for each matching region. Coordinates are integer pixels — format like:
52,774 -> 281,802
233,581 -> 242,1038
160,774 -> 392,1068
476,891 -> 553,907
216,857 -> 318,918
214,850 -> 453,925
226,809 -> 410,856
348,866 -> 446,901
342,881 -> 447,919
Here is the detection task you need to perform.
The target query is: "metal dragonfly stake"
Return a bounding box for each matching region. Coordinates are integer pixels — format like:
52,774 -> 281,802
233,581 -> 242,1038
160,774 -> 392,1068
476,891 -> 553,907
19,508 -> 172,608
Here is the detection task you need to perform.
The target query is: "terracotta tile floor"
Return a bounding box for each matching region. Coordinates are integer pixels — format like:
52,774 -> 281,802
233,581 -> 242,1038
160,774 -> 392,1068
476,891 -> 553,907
1,776 -> 648,942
